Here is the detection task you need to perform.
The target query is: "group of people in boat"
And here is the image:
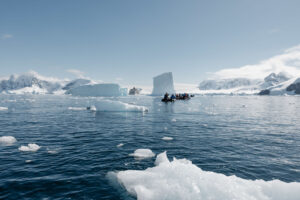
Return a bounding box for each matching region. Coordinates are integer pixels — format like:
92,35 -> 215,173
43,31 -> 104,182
162,92 -> 193,102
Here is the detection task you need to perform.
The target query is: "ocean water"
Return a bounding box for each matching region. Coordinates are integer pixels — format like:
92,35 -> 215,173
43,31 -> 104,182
0,94 -> 299,199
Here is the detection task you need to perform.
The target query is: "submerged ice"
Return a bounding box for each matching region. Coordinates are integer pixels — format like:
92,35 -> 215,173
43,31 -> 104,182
112,152 -> 300,200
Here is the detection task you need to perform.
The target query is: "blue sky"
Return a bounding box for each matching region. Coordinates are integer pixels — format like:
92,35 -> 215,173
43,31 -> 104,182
1,0 -> 300,85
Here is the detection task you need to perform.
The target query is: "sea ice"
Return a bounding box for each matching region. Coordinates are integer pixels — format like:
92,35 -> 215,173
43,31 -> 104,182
117,143 -> 124,148
0,136 -> 17,146
0,107 -> 8,111
68,107 -> 87,111
129,149 -> 155,159
94,100 -> 148,112
152,72 -> 175,96
112,152 -> 300,200
162,136 -> 173,141
19,143 -> 41,152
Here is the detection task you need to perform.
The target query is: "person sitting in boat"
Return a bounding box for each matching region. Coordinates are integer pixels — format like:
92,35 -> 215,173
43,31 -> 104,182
163,92 -> 169,101
170,94 -> 176,100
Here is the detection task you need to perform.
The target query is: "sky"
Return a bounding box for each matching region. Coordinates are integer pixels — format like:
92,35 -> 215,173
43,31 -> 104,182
1,0 -> 300,85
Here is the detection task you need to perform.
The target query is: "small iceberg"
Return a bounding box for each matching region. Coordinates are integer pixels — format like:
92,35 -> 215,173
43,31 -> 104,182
0,107 -> 8,111
117,143 -> 124,148
162,136 -> 173,141
0,136 -> 17,146
129,149 -> 155,159
19,143 -> 41,152
95,100 -> 148,112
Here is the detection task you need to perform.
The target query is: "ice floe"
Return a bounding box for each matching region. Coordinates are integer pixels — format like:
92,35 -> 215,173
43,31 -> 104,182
0,136 -> 17,146
129,149 -> 155,159
162,136 -> 173,141
18,143 -> 41,152
112,152 -> 300,200
95,100 -> 148,112
0,107 -> 8,111
117,143 -> 124,148
68,107 -> 87,111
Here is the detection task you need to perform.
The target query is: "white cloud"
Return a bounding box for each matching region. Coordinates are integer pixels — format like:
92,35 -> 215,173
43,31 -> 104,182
1,34 -> 13,40
212,44 -> 300,80
66,69 -> 85,78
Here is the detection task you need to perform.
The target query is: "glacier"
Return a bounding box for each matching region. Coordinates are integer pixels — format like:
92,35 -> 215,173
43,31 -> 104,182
109,152 -> 300,200
152,72 -> 175,96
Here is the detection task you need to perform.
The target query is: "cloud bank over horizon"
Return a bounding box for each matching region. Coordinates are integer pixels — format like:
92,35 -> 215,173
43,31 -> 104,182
210,44 -> 300,80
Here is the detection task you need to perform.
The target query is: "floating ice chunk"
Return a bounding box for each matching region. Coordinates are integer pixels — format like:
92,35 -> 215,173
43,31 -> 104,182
171,118 -> 177,122
162,136 -> 173,141
19,143 -> 40,152
117,143 -> 124,148
0,136 -> 17,146
129,149 -> 155,159
25,160 -> 32,163
88,105 -> 97,111
114,152 -> 300,200
95,100 -> 148,112
68,107 -> 87,111
0,107 -> 8,111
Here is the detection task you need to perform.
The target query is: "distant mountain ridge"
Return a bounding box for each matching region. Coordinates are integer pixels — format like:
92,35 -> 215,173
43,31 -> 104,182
198,72 -> 296,95
0,72 -> 92,94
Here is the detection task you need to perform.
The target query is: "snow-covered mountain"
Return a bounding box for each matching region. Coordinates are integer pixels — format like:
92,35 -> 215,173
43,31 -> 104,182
259,77 -> 300,95
198,72 -> 294,95
199,78 -> 260,90
0,72 -> 64,94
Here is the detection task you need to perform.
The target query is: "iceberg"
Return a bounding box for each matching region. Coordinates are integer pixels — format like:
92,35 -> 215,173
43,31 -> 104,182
62,78 -> 91,90
66,83 -> 127,97
94,100 -> 148,112
111,152 -> 300,200
152,72 -> 175,96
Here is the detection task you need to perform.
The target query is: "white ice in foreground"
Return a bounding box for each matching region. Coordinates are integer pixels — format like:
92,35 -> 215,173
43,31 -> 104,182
162,136 -> 173,141
0,107 -> 8,111
94,100 -> 148,112
0,136 -> 17,146
68,107 -> 87,111
129,149 -> 155,159
18,143 -> 41,152
113,152 -> 300,200
66,83 -> 127,97
152,72 -> 175,96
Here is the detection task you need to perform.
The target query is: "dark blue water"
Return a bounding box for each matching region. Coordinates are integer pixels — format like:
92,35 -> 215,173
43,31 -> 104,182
0,95 -> 299,199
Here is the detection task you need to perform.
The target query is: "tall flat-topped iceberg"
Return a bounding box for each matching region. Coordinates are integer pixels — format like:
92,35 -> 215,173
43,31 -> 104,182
152,72 -> 175,96
66,83 -> 127,97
